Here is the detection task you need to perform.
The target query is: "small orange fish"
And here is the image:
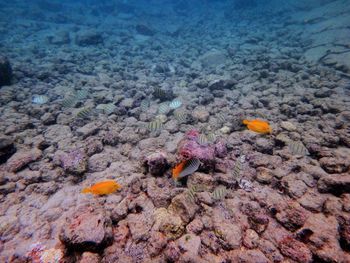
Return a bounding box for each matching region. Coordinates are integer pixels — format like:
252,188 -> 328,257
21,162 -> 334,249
81,180 -> 121,195
172,160 -> 187,180
243,119 -> 272,134
172,159 -> 200,180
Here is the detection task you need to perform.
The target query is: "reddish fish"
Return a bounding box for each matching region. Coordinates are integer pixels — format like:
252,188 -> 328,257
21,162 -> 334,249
243,119 -> 272,134
81,180 -> 121,195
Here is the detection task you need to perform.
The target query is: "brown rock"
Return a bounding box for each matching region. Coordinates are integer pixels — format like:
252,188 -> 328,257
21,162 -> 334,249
227,249 -> 270,263
319,157 -> 349,174
243,229 -> 259,249
297,190 -> 325,212
275,201 -> 308,231
147,231 -> 167,257
6,148 -> 42,172
278,236 -> 312,263
79,252 -> 101,263
318,174 -> 350,195
186,218 -> 204,234
256,167 -> 273,184
168,193 -> 200,224
127,213 -> 151,241
177,234 -> 201,261
59,208 -> 113,252
143,151 -> 168,176
258,239 -> 284,262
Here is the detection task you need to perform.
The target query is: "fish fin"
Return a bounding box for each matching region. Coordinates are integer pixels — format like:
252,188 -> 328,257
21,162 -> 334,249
81,187 -> 92,194
242,119 -> 249,125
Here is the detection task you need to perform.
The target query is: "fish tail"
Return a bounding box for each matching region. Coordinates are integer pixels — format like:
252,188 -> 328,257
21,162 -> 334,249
242,119 -> 249,125
81,187 -> 92,194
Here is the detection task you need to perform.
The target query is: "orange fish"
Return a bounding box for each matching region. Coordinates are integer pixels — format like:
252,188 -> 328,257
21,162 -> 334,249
172,160 -> 187,180
81,180 -> 121,195
243,119 -> 272,134
172,159 -> 200,180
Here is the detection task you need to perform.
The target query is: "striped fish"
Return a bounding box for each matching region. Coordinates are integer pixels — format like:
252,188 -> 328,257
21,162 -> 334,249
287,141 -> 309,156
32,95 -> 49,104
169,99 -> 182,109
174,110 -> 188,123
197,134 -> 208,145
232,157 -> 242,178
61,96 -> 76,108
75,89 -> 89,100
96,103 -> 116,115
186,185 -> 198,202
153,87 -> 167,99
173,158 -> 200,180
158,103 -> 169,114
217,113 -> 227,123
212,186 -> 227,201
76,107 -> 93,119
147,119 -> 164,132
207,133 -> 216,143
140,99 -> 150,111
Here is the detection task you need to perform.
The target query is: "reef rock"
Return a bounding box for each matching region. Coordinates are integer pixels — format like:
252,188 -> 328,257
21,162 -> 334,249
143,151 -> 169,176
75,30 -> 103,46
58,149 -> 88,175
0,136 -> 16,164
5,148 -> 42,172
59,208 -> 113,252
0,55 -> 12,87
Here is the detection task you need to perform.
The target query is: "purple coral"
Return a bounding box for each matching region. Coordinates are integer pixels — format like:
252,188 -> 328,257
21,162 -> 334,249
59,149 -> 87,175
177,129 -> 227,169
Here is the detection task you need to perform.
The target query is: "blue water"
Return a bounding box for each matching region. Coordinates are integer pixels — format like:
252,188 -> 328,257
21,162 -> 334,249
0,0 -> 350,262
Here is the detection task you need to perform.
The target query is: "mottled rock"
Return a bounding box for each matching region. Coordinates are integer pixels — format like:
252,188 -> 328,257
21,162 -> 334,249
299,213 -> 344,262
280,121 -> 297,131
323,196 -> 342,215
319,157 -> 349,174
152,208 -> 184,240
192,106 -> 209,122
76,30 -> 103,46
143,151 -> 168,176
298,190 -> 325,212
88,153 -> 109,172
127,213 -> 151,241
0,136 -> 15,164
59,149 -> 87,175
177,234 -> 201,260
77,122 -> 101,138
256,167 -> 273,184
199,50 -> 227,68
186,218 -> 204,234
111,198 -> 128,222
147,231 -> 167,257
168,192 -> 199,224
318,174 -> 350,195
0,55 -> 12,86
6,148 -> 42,172
146,178 -> 170,207
243,229 -> 259,249
59,208 -> 113,251
258,239 -> 284,262
136,24 -> 155,36
227,249 -> 270,263
275,202 -> 308,231
282,176 -> 308,198
278,236 -> 312,263
79,252 -> 101,263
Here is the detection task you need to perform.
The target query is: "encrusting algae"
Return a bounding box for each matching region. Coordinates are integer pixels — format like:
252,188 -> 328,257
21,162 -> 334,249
81,180 -> 122,195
